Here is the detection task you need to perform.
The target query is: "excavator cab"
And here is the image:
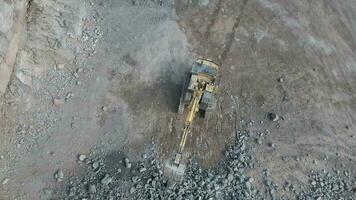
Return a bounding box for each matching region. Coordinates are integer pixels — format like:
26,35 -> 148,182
178,59 -> 219,116
164,59 -> 220,184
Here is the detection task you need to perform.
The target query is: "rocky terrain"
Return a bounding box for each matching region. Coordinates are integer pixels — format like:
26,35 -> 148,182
0,0 -> 355,199
51,128 -> 356,199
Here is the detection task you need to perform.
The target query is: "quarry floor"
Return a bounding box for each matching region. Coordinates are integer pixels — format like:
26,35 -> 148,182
0,0 -> 355,199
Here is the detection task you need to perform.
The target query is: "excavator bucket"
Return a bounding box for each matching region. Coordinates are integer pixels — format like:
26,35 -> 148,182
164,160 -> 186,183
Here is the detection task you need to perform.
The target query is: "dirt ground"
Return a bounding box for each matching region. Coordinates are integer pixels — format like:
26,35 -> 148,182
0,0 -> 355,199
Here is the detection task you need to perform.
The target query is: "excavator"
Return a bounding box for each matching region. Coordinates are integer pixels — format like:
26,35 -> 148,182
164,58 -> 219,183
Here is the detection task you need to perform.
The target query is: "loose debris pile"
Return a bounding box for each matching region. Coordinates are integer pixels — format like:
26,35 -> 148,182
54,130 -> 262,199
131,130 -> 261,200
55,130 -> 355,199
297,171 -> 356,200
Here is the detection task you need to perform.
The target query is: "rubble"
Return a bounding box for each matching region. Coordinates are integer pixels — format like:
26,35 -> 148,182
57,130 -> 264,199
55,128 -> 355,200
297,171 -> 355,199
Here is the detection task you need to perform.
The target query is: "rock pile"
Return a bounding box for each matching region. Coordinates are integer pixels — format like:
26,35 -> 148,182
297,171 -> 355,200
56,130 -> 263,199
55,130 -> 355,200
130,130 -> 261,200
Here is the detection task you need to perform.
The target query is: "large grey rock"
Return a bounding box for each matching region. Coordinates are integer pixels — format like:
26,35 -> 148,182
101,174 -> 113,185
78,154 -> 87,162
88,184 -> 96,194
268,113 -> 279,121
54,169 -> 64,182
124,157 -> 132,169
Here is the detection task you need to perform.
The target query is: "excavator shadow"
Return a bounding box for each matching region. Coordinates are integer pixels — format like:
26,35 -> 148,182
157,61 -> 191,113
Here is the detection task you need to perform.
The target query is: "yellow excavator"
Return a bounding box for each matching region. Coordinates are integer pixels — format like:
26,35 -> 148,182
165,58 -> 219,183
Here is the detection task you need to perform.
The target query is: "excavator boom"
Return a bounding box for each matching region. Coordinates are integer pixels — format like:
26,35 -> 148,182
174,89 -> 203,165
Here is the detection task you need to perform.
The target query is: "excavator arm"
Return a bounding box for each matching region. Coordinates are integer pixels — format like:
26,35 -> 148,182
174,88 -> 204,165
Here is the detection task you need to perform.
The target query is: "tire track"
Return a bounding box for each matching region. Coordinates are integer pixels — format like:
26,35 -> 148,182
205,0 -> 225,39
219,0 -> 249,64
